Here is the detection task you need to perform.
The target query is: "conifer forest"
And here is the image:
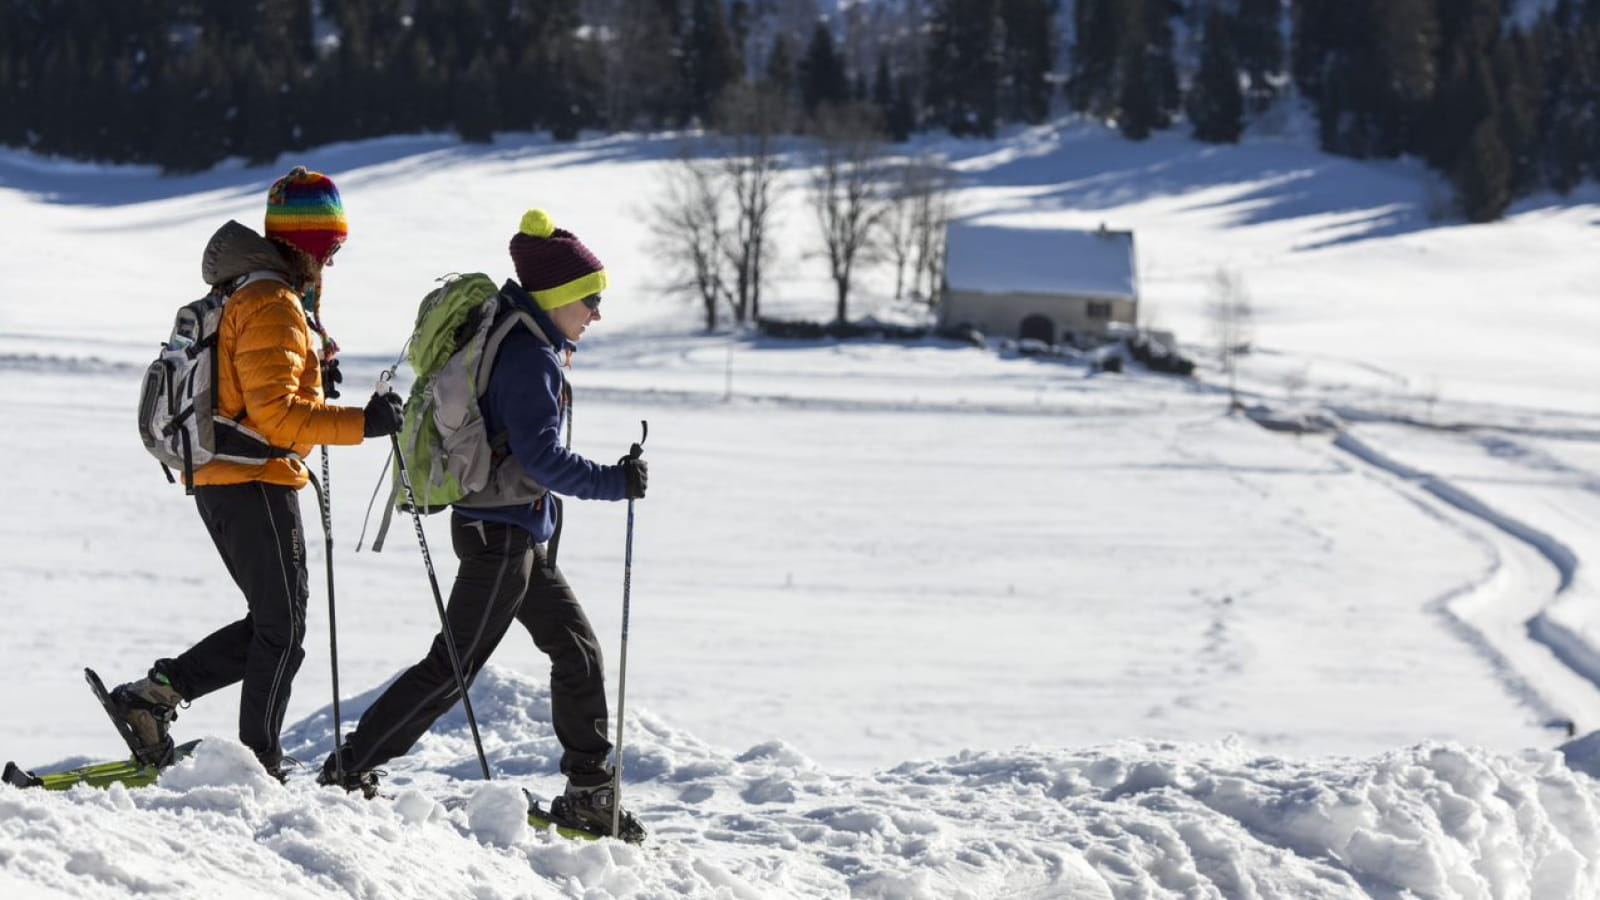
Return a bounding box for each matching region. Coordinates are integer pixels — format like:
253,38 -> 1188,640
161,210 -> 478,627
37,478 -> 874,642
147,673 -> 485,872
2,0 -> 1597,222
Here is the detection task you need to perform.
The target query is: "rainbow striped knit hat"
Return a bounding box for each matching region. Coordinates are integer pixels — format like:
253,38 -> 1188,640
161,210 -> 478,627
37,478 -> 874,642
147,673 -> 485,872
508,209 -> 607,311
264,166 -> 347,263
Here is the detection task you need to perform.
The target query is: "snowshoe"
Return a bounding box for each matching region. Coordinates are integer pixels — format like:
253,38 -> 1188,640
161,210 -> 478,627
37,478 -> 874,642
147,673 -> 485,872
2,740 -> 201,791
87,667 -> 181,767
526,784 -> 647,844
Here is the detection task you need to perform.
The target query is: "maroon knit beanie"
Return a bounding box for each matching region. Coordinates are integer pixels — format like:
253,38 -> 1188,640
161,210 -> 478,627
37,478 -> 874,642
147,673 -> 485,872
508,209 -> 608,311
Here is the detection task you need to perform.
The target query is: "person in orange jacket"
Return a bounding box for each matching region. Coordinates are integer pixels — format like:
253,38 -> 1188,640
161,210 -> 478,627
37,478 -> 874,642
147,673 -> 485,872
109,167 -> 404,779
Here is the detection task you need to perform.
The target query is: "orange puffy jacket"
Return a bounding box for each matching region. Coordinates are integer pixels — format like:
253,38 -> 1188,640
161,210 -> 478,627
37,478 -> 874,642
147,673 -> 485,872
190,279 -> 366,488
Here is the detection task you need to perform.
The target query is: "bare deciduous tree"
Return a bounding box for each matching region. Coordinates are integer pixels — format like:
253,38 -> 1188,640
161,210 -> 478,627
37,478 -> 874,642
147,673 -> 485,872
881,154 -> 956,306
809,102 -> 889,323
649,145 -> 734,331
879,175 -> 917,302
913,172 -> 955,306
714,83 -> 789,323
1207,268 -> 1254,405
880,155 -> 938,302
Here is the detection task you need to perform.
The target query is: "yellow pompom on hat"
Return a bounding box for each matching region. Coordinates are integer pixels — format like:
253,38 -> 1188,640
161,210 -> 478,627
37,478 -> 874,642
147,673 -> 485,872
508,208 -> 607,311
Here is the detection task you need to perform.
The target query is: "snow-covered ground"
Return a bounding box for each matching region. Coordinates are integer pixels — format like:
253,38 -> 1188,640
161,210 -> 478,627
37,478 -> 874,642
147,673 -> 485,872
2,118 -> 1599,897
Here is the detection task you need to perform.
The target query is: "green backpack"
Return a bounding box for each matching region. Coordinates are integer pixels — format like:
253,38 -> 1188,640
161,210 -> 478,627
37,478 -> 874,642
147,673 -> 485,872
370,273 -> 557,550
394,272 -> 503,513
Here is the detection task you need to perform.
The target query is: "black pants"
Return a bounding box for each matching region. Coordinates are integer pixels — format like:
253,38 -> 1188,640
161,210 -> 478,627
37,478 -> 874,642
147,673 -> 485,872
157,482 -> 309,767
339,513 -> 610,777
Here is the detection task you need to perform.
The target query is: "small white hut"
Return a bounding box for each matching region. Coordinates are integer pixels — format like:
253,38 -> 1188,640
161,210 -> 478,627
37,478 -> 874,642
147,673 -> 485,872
940,223 -> 1139,344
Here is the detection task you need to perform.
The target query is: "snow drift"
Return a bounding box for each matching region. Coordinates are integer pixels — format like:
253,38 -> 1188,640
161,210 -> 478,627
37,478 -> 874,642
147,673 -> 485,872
3,665 -> 1598,899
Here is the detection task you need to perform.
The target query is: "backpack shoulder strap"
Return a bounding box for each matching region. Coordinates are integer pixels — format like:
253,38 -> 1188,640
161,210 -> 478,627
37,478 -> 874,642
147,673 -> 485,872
473,303 -> 560,399
477,306 -> 571,462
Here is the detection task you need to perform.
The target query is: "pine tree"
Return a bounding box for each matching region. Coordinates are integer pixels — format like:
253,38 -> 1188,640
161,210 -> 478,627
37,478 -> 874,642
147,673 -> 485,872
729,0 -> 751,78
1069,0 -> 1120,116
765,33 -> 798,106
890,77 -> 916,142
233,50 -> 286,165
683,0 -> 739,124
589,0 -> 683,129
999,0 -> 1055,124
1139,0 -> 1181,127
1435,0 -> 1504,61
40,34 -> 95,159
1297,0 -> 1404,158
800,20 -> 848,116
1117,42 -> 1157,139
1188,7 -> 1244,144
1233,0 -> 1282,110
1493,28 -> 1542,195
0,43 -> 18,148
153,46 -> 230,173
1533,11 -> 1578,193
555,39 -> 604,141
925,0 -> 1001,137
1372,0 -> 1440,158
1293,0 -> 1359,103
288,0 -> 316,60
454,51 -> 499,143
1557,10 -> 1600,187
1584,24 -> 1600,185
1454,117 -> 1512,222
872,53 -> 897,135
1113,0 -> 1177,139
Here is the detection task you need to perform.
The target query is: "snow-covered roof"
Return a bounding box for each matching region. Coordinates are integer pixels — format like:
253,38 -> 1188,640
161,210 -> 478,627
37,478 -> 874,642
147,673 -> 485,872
944,223 -> 1137,301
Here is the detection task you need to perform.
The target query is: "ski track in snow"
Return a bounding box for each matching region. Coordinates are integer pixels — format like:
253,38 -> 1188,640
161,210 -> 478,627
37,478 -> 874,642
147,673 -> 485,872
1285,416 -> 1600,737
1229,322 -> 1600,740
1319,432 -> 1572,726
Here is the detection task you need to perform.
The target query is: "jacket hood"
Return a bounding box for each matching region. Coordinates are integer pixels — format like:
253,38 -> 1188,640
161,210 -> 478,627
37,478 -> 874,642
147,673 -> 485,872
201,220 -> 296,287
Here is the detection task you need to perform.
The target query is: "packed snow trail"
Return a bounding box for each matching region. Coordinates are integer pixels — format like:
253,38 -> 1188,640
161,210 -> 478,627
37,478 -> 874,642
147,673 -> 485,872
1321,422 -> 1600,737
4,666 -> 1600,899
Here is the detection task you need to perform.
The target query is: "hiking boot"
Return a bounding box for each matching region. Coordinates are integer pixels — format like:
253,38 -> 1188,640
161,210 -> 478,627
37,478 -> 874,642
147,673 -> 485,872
548,779 -> 647,843
316,750 -> 382,799
260,754 -> 300,785
109,675 -> 185,767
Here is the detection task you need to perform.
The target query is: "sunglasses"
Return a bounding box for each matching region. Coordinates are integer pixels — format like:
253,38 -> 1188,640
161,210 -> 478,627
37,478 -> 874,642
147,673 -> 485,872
581,295 -> 602,312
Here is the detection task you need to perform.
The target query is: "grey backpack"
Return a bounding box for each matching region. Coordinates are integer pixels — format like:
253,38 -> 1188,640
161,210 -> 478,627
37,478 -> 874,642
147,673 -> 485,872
136,272 -> 292,491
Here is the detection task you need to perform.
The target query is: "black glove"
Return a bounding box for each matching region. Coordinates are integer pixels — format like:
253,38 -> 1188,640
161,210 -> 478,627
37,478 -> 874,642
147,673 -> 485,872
321,358 -> 343,399
619,455 -> 648,500
363,391 -> 404,438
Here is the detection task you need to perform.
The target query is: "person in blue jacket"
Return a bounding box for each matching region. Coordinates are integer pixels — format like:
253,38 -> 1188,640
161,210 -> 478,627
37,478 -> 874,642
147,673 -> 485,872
319,210 -> 647,841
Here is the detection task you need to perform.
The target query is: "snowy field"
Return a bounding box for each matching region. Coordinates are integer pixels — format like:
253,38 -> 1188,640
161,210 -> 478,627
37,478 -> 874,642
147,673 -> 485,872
1,119 -> 1599,897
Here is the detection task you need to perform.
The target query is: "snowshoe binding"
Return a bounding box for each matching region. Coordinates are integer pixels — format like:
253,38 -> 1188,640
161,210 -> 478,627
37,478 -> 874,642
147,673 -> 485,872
316,748 -> 383,799
528,781 -> 647,844
87,667 -> 182,768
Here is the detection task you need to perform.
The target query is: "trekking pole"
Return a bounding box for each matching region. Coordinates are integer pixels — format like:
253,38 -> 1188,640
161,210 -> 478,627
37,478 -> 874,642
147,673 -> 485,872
613,420 -> 647,840
313,446 -> 345,782
378,371 -> 493,781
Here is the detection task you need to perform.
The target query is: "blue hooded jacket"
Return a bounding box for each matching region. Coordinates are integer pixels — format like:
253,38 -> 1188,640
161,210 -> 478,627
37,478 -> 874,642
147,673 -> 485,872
454,280 -> 628,541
